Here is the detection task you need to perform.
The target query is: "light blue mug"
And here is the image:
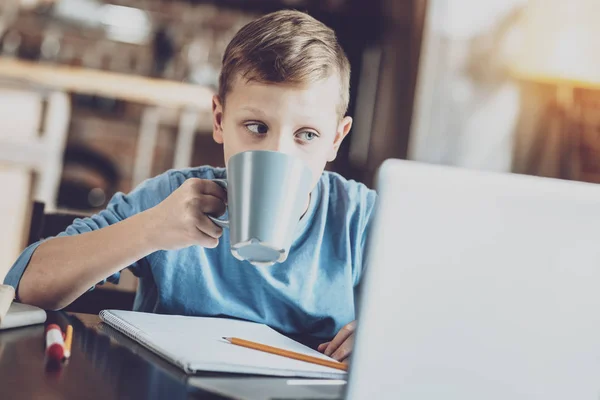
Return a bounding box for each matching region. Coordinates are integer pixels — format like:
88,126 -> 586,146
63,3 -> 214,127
209,150 -> 313,266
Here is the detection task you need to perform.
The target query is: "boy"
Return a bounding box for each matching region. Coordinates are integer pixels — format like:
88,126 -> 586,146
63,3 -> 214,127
4,10 -> 376,363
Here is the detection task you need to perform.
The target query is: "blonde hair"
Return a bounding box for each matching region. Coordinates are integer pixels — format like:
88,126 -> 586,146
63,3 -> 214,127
218,10 -> 351,117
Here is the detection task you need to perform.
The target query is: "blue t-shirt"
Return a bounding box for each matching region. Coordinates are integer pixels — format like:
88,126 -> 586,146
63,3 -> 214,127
4,166 -> 376,338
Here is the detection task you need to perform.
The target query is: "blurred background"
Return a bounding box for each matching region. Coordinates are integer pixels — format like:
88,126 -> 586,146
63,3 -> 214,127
1,0 -> 599,303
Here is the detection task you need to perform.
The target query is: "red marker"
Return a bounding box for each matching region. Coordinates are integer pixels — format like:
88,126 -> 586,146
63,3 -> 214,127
45,324 -> 65,361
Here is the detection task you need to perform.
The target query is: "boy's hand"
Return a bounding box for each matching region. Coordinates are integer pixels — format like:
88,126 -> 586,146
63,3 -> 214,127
317,320 -> 356,363
146,178 -> 227,250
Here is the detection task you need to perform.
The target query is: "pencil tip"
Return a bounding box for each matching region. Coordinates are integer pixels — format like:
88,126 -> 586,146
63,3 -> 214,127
222,337 -> 230,342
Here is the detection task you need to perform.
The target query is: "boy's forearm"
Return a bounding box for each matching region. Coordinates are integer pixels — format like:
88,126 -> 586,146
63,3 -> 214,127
18,210 -> 159,310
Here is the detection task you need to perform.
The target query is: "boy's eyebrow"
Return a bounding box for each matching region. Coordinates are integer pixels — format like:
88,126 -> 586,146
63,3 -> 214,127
238,105 -> 327,129
239,106 -> 268,118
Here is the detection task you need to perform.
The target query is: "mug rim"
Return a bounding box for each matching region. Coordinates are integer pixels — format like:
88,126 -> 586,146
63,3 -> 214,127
227,150 -> 310,172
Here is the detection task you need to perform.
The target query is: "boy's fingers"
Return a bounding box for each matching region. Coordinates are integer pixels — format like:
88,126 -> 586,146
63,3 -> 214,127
330,336 -> 354,362
195,216 -> 223,239
188,195 -> 226,217
191,227 -> 219,248
318,342 -> 330,352
325,321 -> 356,356
188,179 -> 227,202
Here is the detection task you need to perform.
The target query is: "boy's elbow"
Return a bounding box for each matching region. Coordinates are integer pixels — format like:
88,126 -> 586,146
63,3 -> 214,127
31,299 -> 65,312
17,273 -> 68,311
23,293 -> 70,311
46,302 -> 68,312
18,287 -> 65,311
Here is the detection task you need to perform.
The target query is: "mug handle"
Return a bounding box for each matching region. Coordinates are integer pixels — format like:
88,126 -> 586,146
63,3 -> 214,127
207,179 -> 229,228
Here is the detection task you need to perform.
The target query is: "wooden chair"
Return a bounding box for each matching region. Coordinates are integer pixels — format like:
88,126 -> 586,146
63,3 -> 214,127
0,165 -> 33,282
0,84 -> 69,281
0,86 -> 70,211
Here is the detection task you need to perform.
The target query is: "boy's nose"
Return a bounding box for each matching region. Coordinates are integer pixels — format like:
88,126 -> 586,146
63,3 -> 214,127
264,135 -> 296,155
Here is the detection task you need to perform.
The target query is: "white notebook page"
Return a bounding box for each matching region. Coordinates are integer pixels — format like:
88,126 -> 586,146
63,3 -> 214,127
101,310 -> 346,378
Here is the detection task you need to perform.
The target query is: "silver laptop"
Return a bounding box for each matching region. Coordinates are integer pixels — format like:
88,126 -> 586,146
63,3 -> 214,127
191,159 -> 600,399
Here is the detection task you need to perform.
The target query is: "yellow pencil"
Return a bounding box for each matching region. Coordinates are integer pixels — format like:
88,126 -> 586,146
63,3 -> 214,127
223,337 -> 348,372
64,325 -> 73,359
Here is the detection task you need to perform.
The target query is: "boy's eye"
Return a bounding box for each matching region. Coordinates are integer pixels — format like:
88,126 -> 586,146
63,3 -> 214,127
245,123 -> 268,135
296,131 -> 319,142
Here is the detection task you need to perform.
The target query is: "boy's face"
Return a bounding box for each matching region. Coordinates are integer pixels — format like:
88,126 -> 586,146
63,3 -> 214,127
211,75 -> 353,190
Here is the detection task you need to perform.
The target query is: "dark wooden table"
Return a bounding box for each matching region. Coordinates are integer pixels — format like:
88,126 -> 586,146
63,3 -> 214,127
0,311 -> 330,399
0,311 -> 232,399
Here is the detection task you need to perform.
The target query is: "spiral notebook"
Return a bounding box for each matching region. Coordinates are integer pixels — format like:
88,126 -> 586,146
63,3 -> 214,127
99,310 -> 346,379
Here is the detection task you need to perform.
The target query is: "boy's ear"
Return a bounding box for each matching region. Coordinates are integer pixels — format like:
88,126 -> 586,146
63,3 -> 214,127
212,95 -> 224,144
328,116 -> 353,162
